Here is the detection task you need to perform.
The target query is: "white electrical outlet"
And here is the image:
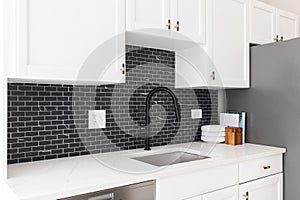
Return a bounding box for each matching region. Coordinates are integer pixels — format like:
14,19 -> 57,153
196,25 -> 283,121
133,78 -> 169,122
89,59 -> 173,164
191,109 -> 202,119
88,110 -> 106,129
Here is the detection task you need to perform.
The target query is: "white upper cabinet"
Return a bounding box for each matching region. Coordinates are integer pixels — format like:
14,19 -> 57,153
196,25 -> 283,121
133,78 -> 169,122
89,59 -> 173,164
276,9 -> 299,41
250,0 -> 299,44
11,0 -> 299,86
175,0 -> 249,89
171,0 -> 206,43
250,0 -> 276,44
126,0 -> 170,31
175,46 -> 215,88
15,0 -> 126,84
126,0 -> 206,44
211,0 -> 249,88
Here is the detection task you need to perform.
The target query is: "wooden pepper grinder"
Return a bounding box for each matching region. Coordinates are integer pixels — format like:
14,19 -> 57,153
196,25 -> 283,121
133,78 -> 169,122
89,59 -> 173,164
225,127 -> 243,145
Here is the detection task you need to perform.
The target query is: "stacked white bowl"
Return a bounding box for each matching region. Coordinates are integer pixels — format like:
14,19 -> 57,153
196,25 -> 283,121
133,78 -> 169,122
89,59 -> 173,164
201,125 -> 226,143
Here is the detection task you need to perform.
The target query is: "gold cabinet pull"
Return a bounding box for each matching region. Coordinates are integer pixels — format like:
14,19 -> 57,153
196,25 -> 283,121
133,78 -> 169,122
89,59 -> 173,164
174,21 -> 180,31
120,64 -> 125,75
263,165 -> 271,170
243,192 -> 249,200
274,35 -> 279,42
210,71 -> 215,80
166,19 -> 171,29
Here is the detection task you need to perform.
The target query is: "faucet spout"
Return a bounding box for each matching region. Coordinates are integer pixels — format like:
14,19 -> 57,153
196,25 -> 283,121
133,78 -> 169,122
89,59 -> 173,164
145,87 -> 181,151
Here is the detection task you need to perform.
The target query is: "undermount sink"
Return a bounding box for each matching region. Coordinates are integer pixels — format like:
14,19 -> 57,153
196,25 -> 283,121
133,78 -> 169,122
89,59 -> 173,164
132,151 -> 209,167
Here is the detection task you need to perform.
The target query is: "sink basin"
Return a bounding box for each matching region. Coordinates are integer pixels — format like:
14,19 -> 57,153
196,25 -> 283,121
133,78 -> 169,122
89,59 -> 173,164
132,151 -> 209,167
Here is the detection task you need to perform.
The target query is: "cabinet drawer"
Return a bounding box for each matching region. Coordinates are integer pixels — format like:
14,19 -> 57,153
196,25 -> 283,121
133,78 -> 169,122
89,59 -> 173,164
239,154 -> 282,183
156,164 -> 238,200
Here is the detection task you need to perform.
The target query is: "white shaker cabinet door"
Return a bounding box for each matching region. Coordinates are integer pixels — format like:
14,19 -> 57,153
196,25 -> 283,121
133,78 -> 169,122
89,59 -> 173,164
16,0 -> 126,83
171,0 -> 206,43
211,0 -> 249,88
175,46 -> 213,88
276,9 -> 299,41
126,0 -> 170,31
202,186 -> 239,200
239,174 -> 283,200
250,0 -> 276,44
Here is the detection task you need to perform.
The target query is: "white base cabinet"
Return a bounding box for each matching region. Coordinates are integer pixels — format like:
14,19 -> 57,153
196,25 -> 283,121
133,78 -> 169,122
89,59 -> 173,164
203,186 -> 239,200
202,174 -> 283,200
156,164 -> 239,200
239,174 -> 283,200
156,154 -> 284,200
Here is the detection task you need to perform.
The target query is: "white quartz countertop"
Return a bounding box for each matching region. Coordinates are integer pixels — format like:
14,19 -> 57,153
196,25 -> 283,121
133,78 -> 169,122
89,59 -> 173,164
7,142 -> 286,200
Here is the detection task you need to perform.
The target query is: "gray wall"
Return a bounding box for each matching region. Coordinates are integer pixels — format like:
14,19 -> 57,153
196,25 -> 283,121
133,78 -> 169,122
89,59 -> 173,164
227,38 -> 300,200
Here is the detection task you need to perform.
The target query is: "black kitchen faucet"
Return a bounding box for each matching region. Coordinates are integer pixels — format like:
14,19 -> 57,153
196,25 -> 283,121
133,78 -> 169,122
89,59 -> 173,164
144,87 -> 181,151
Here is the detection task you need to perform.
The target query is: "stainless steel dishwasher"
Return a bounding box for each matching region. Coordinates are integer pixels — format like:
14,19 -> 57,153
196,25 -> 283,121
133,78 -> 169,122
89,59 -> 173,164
59,181 -> 155,200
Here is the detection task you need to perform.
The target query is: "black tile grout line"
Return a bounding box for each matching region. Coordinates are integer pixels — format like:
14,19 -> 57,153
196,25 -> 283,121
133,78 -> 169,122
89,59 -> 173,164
7,45 -> 218,164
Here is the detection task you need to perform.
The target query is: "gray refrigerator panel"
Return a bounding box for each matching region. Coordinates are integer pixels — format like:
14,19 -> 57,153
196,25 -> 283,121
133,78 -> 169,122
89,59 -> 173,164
227,38 -> 300,200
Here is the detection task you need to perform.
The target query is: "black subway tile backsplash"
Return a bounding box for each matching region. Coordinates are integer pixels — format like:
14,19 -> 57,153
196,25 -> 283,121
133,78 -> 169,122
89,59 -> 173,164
7,45 -> 218,164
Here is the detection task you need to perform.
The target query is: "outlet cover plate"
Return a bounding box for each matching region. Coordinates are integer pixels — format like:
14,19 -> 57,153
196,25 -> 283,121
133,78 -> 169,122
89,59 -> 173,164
191,109 -> 202,119
88,110 -> 106,129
